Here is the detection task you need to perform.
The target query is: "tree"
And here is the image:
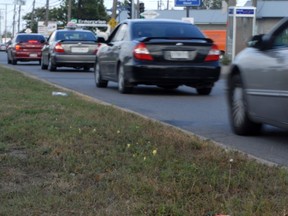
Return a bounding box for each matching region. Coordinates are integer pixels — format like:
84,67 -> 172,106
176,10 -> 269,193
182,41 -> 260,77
191,0 -> 225,9
22,0 -> 109,33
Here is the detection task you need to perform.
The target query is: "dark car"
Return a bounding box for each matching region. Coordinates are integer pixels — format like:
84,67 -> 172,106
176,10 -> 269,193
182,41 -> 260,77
7,33 -> 46,65
226,17 -> 288,135
41,28 -> 99,71
0,43 -> 6,51
94,19 -> 221,94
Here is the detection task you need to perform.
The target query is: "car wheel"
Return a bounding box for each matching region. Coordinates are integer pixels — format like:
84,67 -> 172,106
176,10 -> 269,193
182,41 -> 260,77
83,66 -> 90,71
228,73 -> 262,135
12,58 -> 17,65
41,56 -> 48,70
94,62 -> 108,88
118,65 -> 133,94
7,55 -> 11,64
48,57 -> 56,71
196,87 -> 212,95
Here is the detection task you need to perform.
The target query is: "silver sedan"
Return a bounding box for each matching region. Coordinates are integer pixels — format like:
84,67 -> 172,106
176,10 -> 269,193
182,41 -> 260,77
227,17 -> 288,135
41,29 -> 99,71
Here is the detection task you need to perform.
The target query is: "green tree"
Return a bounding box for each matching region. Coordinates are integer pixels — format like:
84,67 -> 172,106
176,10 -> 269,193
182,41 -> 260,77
22,0 -> 108,33
191,0 -> 224,9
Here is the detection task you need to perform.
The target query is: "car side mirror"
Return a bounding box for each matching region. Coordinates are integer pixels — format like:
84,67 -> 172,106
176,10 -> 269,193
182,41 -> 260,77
247,34 -> 272,50
247,34 -> 264,48
97,37 -> 106,43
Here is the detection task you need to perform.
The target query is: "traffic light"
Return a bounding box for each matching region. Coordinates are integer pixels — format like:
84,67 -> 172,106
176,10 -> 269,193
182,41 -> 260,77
139,2 -> 145,14
127,0 -> 132,19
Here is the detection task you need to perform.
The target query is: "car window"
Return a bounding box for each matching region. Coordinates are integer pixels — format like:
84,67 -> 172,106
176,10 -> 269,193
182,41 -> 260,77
274,28 -> 288,47
56,31 -> 96,41
132,22 -> 205,39
111,24 -> 128,42
16,34 -> 45,43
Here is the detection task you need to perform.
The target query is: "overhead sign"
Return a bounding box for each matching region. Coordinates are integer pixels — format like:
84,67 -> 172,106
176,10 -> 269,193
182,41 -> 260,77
175,0 -> 201,7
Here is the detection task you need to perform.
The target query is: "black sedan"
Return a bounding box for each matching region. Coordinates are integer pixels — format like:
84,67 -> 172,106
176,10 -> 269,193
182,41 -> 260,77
94,19 -> 221,94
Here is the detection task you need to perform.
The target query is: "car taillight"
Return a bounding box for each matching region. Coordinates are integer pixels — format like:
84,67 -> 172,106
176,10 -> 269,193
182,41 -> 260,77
15,44 -> 21,50
204,44 -> 220,62
94,43 -> 102,55
28,40 -> 38,43
133,42 -> 153,61
54,42 -> 64,53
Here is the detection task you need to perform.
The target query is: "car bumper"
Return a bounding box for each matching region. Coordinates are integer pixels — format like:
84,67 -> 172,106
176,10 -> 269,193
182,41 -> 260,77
52,54 -> 96,67
125,63 -> 221,87
14,51 -> 41,61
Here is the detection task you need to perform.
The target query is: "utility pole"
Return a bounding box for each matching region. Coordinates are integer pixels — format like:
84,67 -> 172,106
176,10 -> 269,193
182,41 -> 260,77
12,2 -> 16,36
111,0 -> 117,19
67,0 -> 71,22
0,3 -> 10,42
30,0 -> 35,31
17,3 -> 21,33
45,0 -> 49,26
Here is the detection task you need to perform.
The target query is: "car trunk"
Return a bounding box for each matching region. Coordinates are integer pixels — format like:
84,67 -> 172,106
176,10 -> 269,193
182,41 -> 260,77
60,41 -> 98,55
143,38 -> 213,63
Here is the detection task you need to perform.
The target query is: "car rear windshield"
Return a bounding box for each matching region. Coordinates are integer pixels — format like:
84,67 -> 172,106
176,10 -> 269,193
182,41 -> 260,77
56,31 -> 97,41
16,34 -> 46,43
132,22 -> 205,39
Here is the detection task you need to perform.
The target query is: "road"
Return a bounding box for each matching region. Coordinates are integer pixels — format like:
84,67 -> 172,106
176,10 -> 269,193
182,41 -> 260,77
1,51 -> 288,166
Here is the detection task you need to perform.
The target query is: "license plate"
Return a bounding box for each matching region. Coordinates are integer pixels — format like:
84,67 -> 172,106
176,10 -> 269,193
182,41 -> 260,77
170,51 -> 189,59
71,47 -> 88,53
29,53 -> 38,57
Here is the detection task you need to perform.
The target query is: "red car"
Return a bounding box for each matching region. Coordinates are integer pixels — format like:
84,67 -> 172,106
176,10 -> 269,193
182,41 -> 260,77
7,33 -> 46,65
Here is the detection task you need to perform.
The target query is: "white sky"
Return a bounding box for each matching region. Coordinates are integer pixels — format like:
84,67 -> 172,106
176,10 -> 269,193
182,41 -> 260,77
0,0 -> 168,34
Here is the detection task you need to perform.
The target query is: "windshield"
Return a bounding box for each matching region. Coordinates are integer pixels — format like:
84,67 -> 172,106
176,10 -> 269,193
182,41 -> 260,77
16,34 -> 45,43
132,22 -> 205,39
56,31 -> 97,41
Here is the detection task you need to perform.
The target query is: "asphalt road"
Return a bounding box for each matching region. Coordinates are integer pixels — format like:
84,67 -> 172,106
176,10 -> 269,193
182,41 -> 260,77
1,52 -> 288,166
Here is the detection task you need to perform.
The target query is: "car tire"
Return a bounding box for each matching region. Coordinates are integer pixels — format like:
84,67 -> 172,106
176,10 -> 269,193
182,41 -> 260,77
41,56 -> 48,70
94,62 -> 108,88
196,87 -> 212,95
7,55 -> 11,64
48,57 -> 56,71
12,58 -> 17,65
118,65 -> 133,94
228,73 -> 262,135
83,66 -> 90,72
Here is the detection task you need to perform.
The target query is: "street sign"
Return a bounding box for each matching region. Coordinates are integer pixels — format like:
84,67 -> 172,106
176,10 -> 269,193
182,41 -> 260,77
108,18 -> 118,29
175,0 -> 201,7
140,10 -> 160,19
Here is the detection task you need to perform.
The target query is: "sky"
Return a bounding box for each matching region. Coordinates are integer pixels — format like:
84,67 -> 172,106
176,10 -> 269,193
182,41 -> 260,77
0,0 -> 165,35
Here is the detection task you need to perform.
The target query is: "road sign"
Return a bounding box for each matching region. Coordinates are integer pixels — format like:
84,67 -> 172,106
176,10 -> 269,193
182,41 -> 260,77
140,10 -> 160,19
175,0 -> 201,7
108,18 -> 118,29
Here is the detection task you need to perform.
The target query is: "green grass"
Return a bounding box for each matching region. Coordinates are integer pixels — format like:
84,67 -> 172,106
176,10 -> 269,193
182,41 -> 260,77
1,65 -> 288,215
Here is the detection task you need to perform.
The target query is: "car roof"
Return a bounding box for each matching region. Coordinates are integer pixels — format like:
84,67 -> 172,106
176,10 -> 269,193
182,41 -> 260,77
16,33 -> 44,36
54,29 -> 94,33
122,18 -> 195,25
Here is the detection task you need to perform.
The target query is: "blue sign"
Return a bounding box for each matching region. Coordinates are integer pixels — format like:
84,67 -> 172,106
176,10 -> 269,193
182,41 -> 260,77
175,0 -> 201,7
236,9 -> 255,15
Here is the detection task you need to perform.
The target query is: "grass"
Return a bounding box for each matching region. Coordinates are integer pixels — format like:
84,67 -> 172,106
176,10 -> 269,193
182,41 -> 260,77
1,65 -> 288,216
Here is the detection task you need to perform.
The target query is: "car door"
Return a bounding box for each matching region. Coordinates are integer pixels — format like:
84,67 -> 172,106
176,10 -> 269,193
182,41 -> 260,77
245,25 -> 288,123
42,32 -> 55,65
100,24 -> 128,80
